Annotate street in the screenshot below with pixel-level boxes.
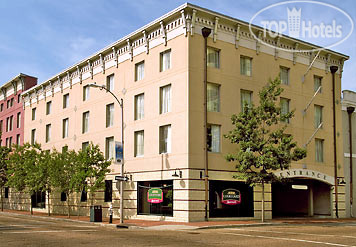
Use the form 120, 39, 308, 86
0, 214, 356, 246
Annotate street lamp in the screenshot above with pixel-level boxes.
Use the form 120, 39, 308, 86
88, 83, 125, 224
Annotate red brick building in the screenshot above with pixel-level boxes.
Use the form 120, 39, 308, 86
0, 74, 37, 146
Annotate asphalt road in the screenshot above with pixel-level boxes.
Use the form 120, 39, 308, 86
1, 214, 356, 246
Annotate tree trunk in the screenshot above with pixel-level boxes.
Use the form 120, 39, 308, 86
261, 180, 265, 223
67, 193, 70, 218
47, 191, 51, 216
1, 188, 3, 212
77, 192, 80, 219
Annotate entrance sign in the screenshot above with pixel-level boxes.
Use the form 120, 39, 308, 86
221, 189, 241, 205
148, 188, 163, 203
275, 169, 334, 185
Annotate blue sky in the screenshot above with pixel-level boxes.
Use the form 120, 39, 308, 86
0, 0, 355, 91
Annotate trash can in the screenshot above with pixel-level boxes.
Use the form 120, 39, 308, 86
90, 205, 102, 222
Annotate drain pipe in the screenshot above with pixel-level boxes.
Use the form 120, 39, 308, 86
347, 106, 355, 217
330, 65, 339, 218
202, 27, 211, 221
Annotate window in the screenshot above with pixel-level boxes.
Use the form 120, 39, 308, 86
7, 116, 13, 131
160, 84, 171, 114
159, 125, 171, 154
62, 118, 69, 138
31, 191, 45, 208
31, 129, 36, 145
46, 101, 52, 115
32, 108, 36, 120
160, 49, 171, 71
16, 112, 21, 128
315, 138, 324, 162
106, 74, 114, 91
63, 93, 69, 109
60, 192, 67, 202
134, 94, 144, 120
240, 56, 252, 76
62, 145, 68, 153
106, 103, 114, 127
104, 180, 112, 202
314, 76, 322, 93
105, 136, 114, 160
134, 130, 144, 157
4, 187, 9, 198
207, 83, 220, 112
18, 94, 21, 103
82, 111, 89, 134
314, 105, 323, 128
240, 90, 252, 112
0, 120, 2, 132
0, 103, 3, 112
135, 61, 144, 81
16, 134, 20, 145
280, 98, 290, 123
82, 142, 89, 150
280, 66, 290, 85
207, 124, 221, 153
83, 85, 90, 101
80, 185, 87, 202
207, 47, 220, 68
7, 98, 14, 109
46, 124, 51, 143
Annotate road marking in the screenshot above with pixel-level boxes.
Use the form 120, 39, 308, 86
4, 230, 97, 234
221, 232, 356, 247
229, 228, 356, 239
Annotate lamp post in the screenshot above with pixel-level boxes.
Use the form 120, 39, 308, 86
347, 106, 355, 217
88, 83, 125, 224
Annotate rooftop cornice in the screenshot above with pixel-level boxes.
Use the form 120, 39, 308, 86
0, 73, 29, 91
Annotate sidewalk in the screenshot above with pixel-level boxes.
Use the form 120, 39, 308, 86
1, 209, 356, 230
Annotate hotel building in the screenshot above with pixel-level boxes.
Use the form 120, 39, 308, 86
6, 3, 349, 222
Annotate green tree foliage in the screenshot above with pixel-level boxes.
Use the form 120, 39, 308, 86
0, 133, 10, 211
224, 77, 307, 221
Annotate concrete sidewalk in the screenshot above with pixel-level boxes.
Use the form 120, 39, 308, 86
1, 209, 356, 230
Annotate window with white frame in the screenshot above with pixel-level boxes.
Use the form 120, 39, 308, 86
315, 138, 324, 162
82, 111, 89, 134
207, 124, 221, 153
160, 49, 171, 72
46, 124, 51, 143
105, 136, 115, 160
280, 98, 290, 123
207, 83, 220, 112
159, 125, 171, 154
134, 93, 144, 120
46, 101, 52, 115
83, 85, 90, 101
106, 103, 114, 127
134, 130, 144, 157
63, 94, 69, 109
160, 84, 171, 114
280, 66, 290, 85
135, 61, 144, 81
240, 56, 252, 76
207, 47, 220, 68
17, 112, 21, 128
314, 76, 322, 93
314, 105, 323, 128
62, 118, 69, 138
106, 74, 114, 91
240, 90, 252, 112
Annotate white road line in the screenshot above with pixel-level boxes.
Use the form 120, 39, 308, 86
222, 232, 356, 247
229, 228, 356, 239
4, 230, 97, 234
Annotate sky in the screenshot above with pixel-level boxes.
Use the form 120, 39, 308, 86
0, 0, 355, 91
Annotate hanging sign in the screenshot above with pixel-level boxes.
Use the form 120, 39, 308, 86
221, 189, 241, 205
147, 188, 163, 203
115, 141, 123, 163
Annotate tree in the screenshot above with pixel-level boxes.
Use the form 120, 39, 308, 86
0, 133, 10, 211
224, 77, 307, 222
74, 143, 111, 217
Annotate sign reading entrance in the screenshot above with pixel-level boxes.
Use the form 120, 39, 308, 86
147, 188, 163, 204
221, 189, 241, 205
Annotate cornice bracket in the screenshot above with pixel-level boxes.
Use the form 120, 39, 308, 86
325, 53, 331, 74
142, 31, 149, 54
293, 43, 299, 65
235, 24, 240, 49
274, 37, 280, 60
11, 81, 17, 95
127, 39, 133, 61
191, 9, 197, 36
88, 60, 93, 79
67, 72, 72, 89
256, 31, 262, 55
58, 76, 63, 93
213, 17, 219, 42
160, 21, 167, 46
100, 54, 105, 74
77, 66, 82, 84
181, 10, 187, 36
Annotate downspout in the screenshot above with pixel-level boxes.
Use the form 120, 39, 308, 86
330, 65, 339, 218
202, 27, 211, 221
347, 106, 355, 217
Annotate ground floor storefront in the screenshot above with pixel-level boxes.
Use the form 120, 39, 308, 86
0, 168, 347, 222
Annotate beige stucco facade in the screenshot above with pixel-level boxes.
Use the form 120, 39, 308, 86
4, 3, 348, 222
